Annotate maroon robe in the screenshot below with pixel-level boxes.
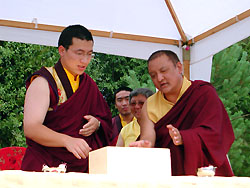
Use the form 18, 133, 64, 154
154, 80, 234, 176
110, 115, 122, 145
21, 61, 113, 172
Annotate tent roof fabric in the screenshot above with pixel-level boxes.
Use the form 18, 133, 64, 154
0, 0, 250, 81
1, 0, 249, 42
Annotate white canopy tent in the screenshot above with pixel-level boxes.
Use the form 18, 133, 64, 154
0, 0, 250, 81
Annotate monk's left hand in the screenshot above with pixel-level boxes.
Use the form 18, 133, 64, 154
79, 115, 100, 136
167, 124, 183, 145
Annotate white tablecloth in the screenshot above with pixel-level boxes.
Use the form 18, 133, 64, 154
0, 170, 249, 188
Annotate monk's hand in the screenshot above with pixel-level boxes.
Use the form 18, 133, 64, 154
79, 115, 100, 137
64, 136, 92, 159
167, 124, 183, 145
129, 140, 152, 148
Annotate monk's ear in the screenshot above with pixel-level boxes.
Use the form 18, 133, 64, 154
176, 62, 183, 74
58, 45, 66, 57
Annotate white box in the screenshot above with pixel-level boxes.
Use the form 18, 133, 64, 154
89, 146, 171, 177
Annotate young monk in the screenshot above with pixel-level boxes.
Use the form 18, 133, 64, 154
21, 25, 113, 172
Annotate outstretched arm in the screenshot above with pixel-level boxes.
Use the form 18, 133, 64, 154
129, 101, 155, 147
23, 76, 91, 159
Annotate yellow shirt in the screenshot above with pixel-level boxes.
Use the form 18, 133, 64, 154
31, 67, 79, 94
119, 114, 136, 128
120, 119, 140, 147
147, 77, 191, 123
31, 67, 80, 110
64, 68, 79, 93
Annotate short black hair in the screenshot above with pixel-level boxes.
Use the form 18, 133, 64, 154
129, 88, 154, 102
114, 86, 133, 100
58, 24, 93, 49
148, 50, 180, 67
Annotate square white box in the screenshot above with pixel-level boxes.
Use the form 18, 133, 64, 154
89, 146, 171, 177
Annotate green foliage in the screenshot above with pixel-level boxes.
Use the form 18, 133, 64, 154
0, 41, 59, 147
124, 70, 155, 92
85, 53, 155, 116
211, 39, 250, 176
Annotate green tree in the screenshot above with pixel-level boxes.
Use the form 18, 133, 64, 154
0, 41, 58, 147
211, 40, 250, 176
85, 53, 154, 116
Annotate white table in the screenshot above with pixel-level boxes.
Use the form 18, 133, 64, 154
0, 170, 249, 188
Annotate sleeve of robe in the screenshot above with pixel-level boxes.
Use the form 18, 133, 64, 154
179, 84, 234, 175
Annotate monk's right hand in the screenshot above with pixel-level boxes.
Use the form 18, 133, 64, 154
129, 140, 152, 148
64, 136, 92, 159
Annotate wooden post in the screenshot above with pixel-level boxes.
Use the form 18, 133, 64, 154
182, 48, 190, 80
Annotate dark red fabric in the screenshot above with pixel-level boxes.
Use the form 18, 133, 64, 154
154, 80, 234, 176
0, 147, 26, 170
110, 135, 118, 146
21, 64, 112, 173
110, 115, 122, 145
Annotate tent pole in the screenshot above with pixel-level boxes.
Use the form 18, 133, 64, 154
182, 48, 190, 80
164, 0, 186, 42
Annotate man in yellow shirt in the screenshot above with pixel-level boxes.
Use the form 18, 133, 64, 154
130, 50, 234, 176
111, 86, 135, 145
116, 88, 154, 147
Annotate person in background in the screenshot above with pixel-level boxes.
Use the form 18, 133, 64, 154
116, 88, 154, 147
110, 86, 135, 145
130, 50, 235, 177
21, 24, 113, 173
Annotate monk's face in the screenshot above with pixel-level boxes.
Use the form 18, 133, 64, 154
115, 90, 131, 116
130, 94, 147, 120
148, 54, 183, 97
59, 37, 93, 77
